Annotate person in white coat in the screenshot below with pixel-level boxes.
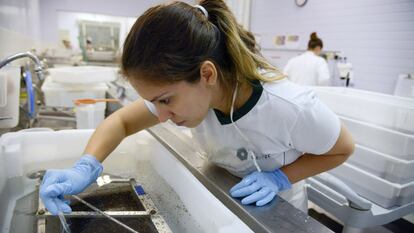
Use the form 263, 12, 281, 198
284, 32, 330, 86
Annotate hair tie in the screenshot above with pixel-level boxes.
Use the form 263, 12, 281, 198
194, 5, 208, 18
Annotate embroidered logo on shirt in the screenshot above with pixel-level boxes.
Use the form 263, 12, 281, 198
236, 148, 248, 161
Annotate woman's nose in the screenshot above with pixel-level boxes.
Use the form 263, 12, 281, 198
157, 107, 172, 123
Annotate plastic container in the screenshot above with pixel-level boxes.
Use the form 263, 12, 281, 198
0, 130, 253, 233
41, 76, 108, 107
0, 72, 7, 107
312, 87, 414, 133
394, 74, 414, 98
348, 145, 414, 184
329, 163, 414, 208
0, 66, 21, 128
341, 116, 414, 159
75, 102, 106, 129
48, 66, 118, 84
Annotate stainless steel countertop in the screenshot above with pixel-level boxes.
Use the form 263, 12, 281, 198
107, 93, 333, 233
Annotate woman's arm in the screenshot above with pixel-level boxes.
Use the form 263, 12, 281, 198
83, 99, 159, 162
281, 124, 355, 183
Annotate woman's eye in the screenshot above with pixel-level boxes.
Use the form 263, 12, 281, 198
159, 98, 170, 105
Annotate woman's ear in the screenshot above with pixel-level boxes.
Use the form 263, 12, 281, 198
200, 61, 218, 86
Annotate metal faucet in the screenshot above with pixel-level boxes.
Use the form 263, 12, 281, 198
0, 51, 44, 81
0, 52, 44, 128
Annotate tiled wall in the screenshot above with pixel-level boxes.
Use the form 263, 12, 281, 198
250, 0, 414, 94
0, 0, 43, 58
0, 0, 40, 40
38, 0, 196, 44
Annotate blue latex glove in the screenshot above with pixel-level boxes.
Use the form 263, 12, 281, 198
40, 155, 103, 215
230, 169, 292, 206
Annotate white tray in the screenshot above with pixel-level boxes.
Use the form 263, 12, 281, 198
48, 66, 118, 84
341, 116, 414, 159
348, 145, 414, 184
313, 87, 414, 133
329, 163, 414, 208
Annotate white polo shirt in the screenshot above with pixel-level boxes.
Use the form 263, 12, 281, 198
145, 79, 341, 178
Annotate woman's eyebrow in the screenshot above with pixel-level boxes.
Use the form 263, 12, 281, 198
150, 92, 170, 102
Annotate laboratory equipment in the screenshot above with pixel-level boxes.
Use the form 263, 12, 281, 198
70, 194, 140, 233
0, 52, 44, 128
74, 98, 118, 129
75, 101, 106, 129
56, 208, 71, 233
394, 73, 414, 98
336, 57, 353, 87
324, 54, 354, 87
38, 176, 168, 233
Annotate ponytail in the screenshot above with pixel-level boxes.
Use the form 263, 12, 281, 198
199, 0, 283, 86
122, 0, 283, 109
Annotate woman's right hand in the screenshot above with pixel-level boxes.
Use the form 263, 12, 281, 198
39, 155, 103, 215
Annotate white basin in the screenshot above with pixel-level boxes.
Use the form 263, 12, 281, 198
0, 129, 253, 233
341, 116, 414, 159
312, 86, 414, 133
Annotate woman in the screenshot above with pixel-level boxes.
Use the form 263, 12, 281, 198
284, 32, 331, 86
40, 1, 354, 215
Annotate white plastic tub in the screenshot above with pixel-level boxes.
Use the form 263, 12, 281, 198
48, 66, 118, 84
41, 77, 108, 108
75, 102, 106, 129
348, 145, 414, 184
341, 116, 414, 159
0, 66, 20, 128
0, 129, 253, 233
312, 87, 414, 133
329, 163, 414, 208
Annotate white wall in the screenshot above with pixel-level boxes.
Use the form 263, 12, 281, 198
38, 0, 195, 44
0, 0, 40, 40
0, 0, 44, 58
250, 0, 414, 94
57, 11, 136, 51
0, 0, 195, 58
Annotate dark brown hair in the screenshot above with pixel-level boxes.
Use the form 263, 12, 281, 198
308, 32, 323, 50
121, 0, 282, 104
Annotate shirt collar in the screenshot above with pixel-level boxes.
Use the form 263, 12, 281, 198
213, 80, 263, 125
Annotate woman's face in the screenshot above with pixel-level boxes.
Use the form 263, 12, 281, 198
130, 76, 214, 128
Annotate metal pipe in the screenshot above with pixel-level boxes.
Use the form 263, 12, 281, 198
0, 51, 44, 81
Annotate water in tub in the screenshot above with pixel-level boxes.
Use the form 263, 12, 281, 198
2, 139, 204, 233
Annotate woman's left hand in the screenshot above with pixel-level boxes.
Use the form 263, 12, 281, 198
229, 169, 292, 206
